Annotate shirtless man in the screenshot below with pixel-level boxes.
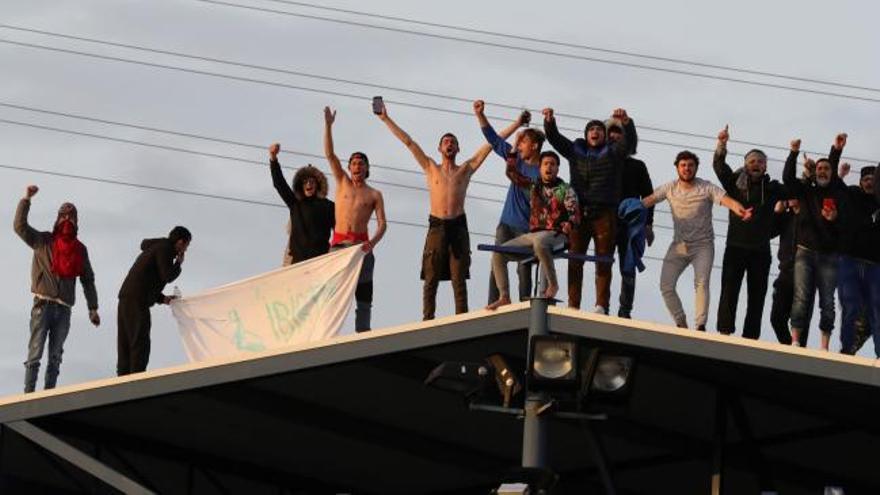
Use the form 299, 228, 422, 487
377, 101, 493, 320
324, 106, 387, 332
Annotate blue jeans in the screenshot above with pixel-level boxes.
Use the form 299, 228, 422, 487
790, 246, 838, 336
24, 299, 72, 393
838, 256, 880, 356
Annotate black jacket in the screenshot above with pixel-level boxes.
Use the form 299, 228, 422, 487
713, 148, 785, 251
544, 118, 634, 212
118, 238, 181, 306
782, 147, 849, 254
621, 156, 654, 225
271, 159, 335, 263
840, 184, 880, 263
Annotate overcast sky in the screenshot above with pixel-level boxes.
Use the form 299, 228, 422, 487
1, 0, 878, 396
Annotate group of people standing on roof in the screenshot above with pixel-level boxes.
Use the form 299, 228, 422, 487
14, 185, 191, 393
13, 98, 880, 393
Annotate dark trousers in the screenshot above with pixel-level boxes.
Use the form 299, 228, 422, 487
769, 264, 798, 345
717, 245, 771, 339
568, 208, 615, 310
615, 220, 636, 318
488, 222, 532, 303
117, 299, 151, 376
422, 215, 470, 320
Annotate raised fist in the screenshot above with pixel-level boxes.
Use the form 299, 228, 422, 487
612, 108, 629, 124
833, 132, 848, 150
25, 185, 39, 199
473, 100, 485, 115
269, 143, 280, 157
839, 162, 851, 178
790, 139, 801, 152
717, 125, 730, 145
542, 107, 554, 122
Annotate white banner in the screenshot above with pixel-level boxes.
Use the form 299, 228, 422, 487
171, 246, 366, 362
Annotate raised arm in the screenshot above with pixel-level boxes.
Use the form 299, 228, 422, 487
376, 105, 433, 170
782, 139, 804, 195
367, 190, 387, 251
828, 132, 846, 177
324, 106, 347, 182
268, 143, 297, 209
542, 108, 574, 160
504, 154, 534, 189
609, 108, 636, 158
478, 105, 528, 160
14, 185, 41, 248
712, 125, 736, 192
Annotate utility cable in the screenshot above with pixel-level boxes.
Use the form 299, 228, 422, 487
194, 0, 880, 104
4, 23, 875, 164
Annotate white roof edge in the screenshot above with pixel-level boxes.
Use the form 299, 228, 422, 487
548, 305, 880, 387
0, 303, 531, 423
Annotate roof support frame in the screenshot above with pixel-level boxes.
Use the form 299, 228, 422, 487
4, 420, 155, 494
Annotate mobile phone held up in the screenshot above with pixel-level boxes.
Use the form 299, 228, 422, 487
372, 96, 384, 115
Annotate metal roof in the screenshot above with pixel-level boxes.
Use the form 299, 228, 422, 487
1, 302, 878, 494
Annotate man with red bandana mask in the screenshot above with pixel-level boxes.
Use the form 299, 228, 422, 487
14, 185, 100, 393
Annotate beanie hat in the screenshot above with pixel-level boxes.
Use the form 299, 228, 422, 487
861, 166, 876, 179
743, 149, 767, 163
584, 120, 605, 133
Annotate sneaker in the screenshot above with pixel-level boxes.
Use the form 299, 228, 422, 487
696, 324, 706, 332
617, 310, 632, 319
593, 305, 608, 315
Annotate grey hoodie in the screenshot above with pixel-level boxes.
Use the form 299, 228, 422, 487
14, 198, 98, 309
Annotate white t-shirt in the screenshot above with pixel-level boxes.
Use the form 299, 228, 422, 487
652, 178, 726, 244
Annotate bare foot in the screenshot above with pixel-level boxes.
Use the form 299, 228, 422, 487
485, 296, 511, 311
543, 283, 558, 299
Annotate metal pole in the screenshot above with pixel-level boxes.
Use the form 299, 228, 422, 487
522, 290, 550, 469
711, 389, 727, 495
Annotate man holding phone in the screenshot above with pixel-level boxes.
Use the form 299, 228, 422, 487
377, 100, 493, 320
473, 100, 543, 303
782, 133, 849, 350
324, 106, 387, 332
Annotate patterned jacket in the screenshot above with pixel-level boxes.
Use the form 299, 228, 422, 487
506, 159, 581, 232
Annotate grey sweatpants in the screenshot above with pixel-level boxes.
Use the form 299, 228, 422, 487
492, 231, 564, 299
659, 240, 714, 328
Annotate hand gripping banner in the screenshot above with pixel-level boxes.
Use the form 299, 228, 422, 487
171, 246, 366, 362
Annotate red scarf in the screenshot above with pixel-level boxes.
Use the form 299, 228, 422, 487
51, 221, 84, 278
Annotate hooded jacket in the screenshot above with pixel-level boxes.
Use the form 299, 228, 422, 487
713, 147, 784, 251
118, 238, 181, 306
782, 147, 849, 254
839, 184, 880, 263
271, 160, 335, 263
14, 198, 98, 309
544, 118, 634, 212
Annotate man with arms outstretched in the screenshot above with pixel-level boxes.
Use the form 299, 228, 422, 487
378, 101, 493, 320
642, 151, 752, 330
324, 106, 387, 332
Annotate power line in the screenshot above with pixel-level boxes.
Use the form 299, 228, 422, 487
0, 117, 508, 204
0, 22, 875, 163
254, 0, 880, 95
0, 101, 509, 190
0, 109, 736, 230
194, 0, 880, 104
0, 161, 478, 237
0, 160, 725, 269
3, 24, 873, 164
0, 36, 870, 171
